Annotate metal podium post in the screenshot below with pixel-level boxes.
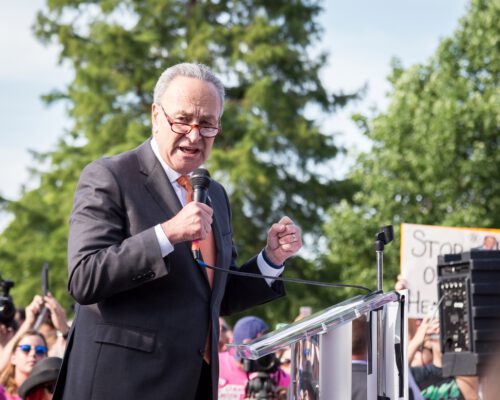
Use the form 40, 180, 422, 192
374, 226, 394, 400
319, 322, 352, 399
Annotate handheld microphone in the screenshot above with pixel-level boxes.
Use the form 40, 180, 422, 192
190, 169, 211, 261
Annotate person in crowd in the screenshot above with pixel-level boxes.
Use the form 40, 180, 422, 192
13, 310, 25, 330
481, 342, 500, 400
351, 315, 368, 400
35, 294, 70, 358
0, 331, 48, 400
291, 308, 318, 399
275, 306, 312, 382
18, 357, 62, 400
393, 274, 427, 400
0, 294, 68, 374
0, 285, 18, 356
401, 280, 480, 399
0, 297, 44, 373
218, 316, 289, 399
409, 316, 445, 388
54, 62, 302, 400
408, 316, 440, 369
219, 318, 233, 353
276, 348, 291, 376
476, 235, 498, 251
413, 328, 480, 400
0, 321, 18, 356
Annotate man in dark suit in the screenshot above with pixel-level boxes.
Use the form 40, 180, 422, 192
53, 63, 302, 400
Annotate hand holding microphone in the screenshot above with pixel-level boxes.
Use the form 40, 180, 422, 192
160, 169, 213, 248
189, 169, 212, 261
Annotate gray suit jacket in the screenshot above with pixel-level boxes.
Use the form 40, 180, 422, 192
54, 140, 285, 400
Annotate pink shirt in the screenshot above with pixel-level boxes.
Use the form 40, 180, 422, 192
218, 351, 290, 400
2, 387, 17, 400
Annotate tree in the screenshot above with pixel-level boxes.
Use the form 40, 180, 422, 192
0, 0, 356, 323
321, 0, 499, 297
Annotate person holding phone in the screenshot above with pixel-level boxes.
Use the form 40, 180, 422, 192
0, 294, 69, 375
36, 294, 70, 358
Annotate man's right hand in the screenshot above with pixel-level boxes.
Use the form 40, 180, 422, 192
160, 202, 213, 245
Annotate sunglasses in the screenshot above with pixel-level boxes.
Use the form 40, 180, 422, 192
18, 344, 48, 356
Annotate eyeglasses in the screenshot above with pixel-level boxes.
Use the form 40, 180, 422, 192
159, 105, 220, 138
18, 344, 48, 356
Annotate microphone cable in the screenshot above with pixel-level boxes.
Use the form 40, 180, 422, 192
196, 259, 373, 293
189, 168, 372, 293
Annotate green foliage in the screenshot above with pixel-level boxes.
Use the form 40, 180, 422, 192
323, 0, 500, 294
0, 0, 355, 323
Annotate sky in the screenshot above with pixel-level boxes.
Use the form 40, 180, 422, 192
0, 0, 469, 230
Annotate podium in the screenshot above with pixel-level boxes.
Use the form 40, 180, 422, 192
231, 290, 408, 399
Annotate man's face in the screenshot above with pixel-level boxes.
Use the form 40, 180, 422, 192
151, 76, 222, 174
484, 237, 497, 250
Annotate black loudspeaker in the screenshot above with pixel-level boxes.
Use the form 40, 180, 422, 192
437, 250, 500, 377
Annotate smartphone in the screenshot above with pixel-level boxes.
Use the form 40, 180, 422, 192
41, 262, 49, 296
426, 295, 445, 321
33, 262, 49, 330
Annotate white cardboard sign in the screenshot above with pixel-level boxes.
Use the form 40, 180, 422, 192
400, 223, 500, 318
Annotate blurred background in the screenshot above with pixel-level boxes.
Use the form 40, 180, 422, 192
1, 0, 497, 328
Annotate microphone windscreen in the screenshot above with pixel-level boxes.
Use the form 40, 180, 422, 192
190, 168, 211, 189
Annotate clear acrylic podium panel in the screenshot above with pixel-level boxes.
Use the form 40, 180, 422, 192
232, 290, 399, 360
230, 291, 402, 399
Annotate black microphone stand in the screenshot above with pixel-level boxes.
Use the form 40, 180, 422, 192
374, 225, 394, 400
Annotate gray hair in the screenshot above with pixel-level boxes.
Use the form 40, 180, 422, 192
153, 63, 225, 113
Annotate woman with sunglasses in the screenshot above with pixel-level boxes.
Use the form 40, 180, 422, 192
0, 331, 48, 400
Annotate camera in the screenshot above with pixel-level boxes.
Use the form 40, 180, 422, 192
243, 353, 280, 374
243, 354, 284, 399
0, 278, 15, 325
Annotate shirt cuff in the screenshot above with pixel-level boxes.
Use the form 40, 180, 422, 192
257, 251, 284, 286
154, 224, 174, 257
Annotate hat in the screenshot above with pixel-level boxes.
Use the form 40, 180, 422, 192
232, 316, 268, 345
19, 357, 62, 398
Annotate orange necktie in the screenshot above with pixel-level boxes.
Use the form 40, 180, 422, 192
176, 176, 216, 288
177, 175, 216, 364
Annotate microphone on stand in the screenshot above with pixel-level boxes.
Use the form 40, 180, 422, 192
190, 168, 211, 261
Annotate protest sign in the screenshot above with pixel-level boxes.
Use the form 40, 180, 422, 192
400, 223, 500, 318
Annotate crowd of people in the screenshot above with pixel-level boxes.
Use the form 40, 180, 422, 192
1, 298, 499, 400
392, 276, 480, 400
0, 293, 296, 400
218, 316, 290, 400
0, 293, 68, 400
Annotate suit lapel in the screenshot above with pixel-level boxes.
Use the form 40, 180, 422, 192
136, 140, 219, 288
207, 192, 225, 295
136, 141, 182, 220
